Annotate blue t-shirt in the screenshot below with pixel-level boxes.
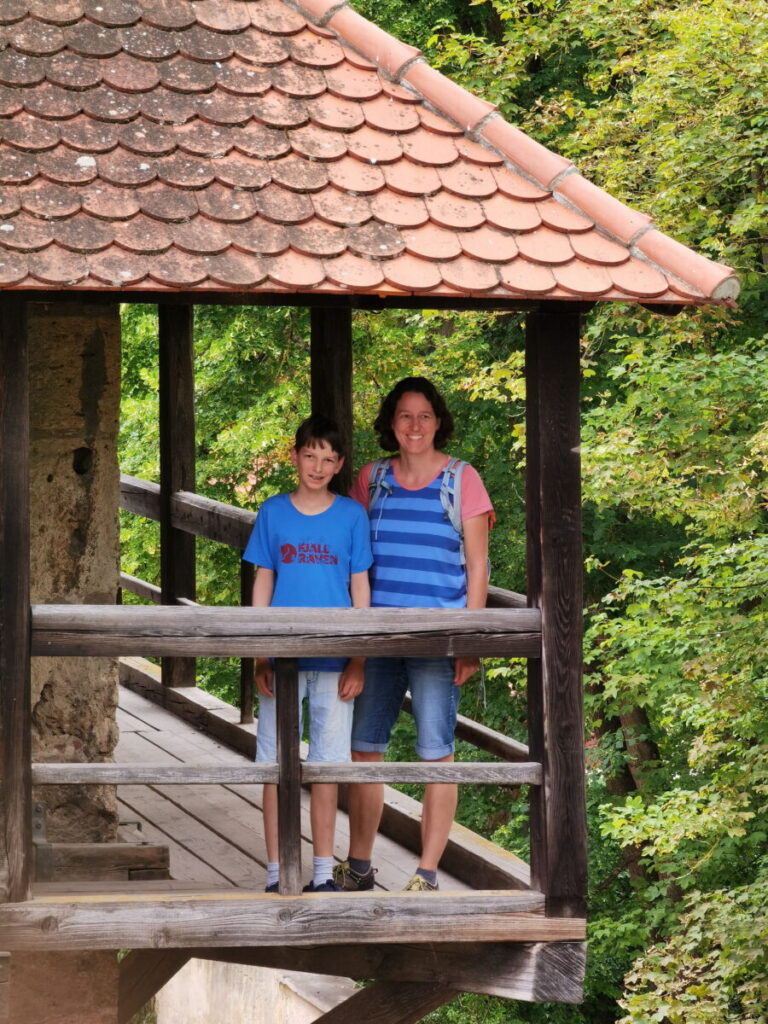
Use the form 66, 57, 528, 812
243, 492, 373, 671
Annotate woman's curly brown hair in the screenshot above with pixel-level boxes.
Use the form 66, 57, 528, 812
373, 377, 455, 452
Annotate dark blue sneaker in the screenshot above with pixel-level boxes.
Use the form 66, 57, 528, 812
265, 882, 279, 893
302, 879, 342, 892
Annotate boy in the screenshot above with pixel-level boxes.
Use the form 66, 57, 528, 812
243, 414, 372, 893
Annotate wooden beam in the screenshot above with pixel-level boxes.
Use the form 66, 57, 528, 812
119, 573, 161, 604
171, 488, 253, 548
31, 605, 542, 658
0, 952, 9, 1021
313, 980, 454, 1024
276, 658, 302, 894
525, 309, 588, 918
200, 940, 586, 1002
158, 304, 196, 688
33, 842, 169, 882
118, 949, 191, 1024
30, 762, 541, 786
0, 295, 32, 905
239, 559, 255, 724
310, 307, 353, 495
0, 890, 586, 951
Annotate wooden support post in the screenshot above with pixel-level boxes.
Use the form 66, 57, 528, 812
310, 307, 353, 494
239, 559, 254, 724
275, 657, 302, 894
0, 952, 8, 1021
314, 980, 454, 1024
525, 307, 588, 918
159, 304, 196, 688
0, 297, 31, 905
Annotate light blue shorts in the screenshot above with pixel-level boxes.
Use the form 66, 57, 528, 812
351, 657, 459, 761
256, 670, 353, 764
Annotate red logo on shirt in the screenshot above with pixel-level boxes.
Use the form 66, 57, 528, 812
280, 543, 297, 563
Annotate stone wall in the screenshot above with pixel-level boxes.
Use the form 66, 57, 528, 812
28, 301, 122, 842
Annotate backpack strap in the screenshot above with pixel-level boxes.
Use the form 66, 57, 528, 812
439, 456, 467, 564
368, 457, 393, 539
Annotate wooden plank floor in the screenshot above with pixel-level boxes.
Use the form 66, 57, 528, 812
116, 684, 472, 894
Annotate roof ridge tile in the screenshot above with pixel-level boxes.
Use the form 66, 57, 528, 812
635, 229, 739, 303
323, 5, 420, 80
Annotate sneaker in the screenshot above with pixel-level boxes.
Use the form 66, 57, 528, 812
332, 860, 377, 891
403, 874, 439, 892
303, 879, 342, 892
265, 882, 279, 893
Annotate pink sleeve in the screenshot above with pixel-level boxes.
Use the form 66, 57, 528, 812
350, 463, 373, 510
460, 463, 494, 523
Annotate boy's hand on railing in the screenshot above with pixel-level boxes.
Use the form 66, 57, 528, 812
454, 657, 480, 687
255, 657, 274, 698
338, 657, 365, 701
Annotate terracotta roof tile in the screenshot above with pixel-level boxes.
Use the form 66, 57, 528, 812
289, 220, 345, 257
53, 211, 113, 251
28, 244, 87, 283
0, 211, 54, 250
139, 180, 199, 221
113, 212, 172, 252
0, 0, 736, 302
229, 218, 289, 254
402, 223, 461, 261
87, 243, 147, 284
63, 116, 120, 153
1, 112, 59, 151
82, 182, 140, 219
0, 51, 46, 87
82, 0, 140, 28
384, 252, 441, 292
268, 249, 325, 287
370, 190, 428, 228
140, 0, 196, 32
461, 226, 518, 263
306, 94, 364, 131
313, 188, 372, 228
441, 255, 499, 293
324, 250, 384, 290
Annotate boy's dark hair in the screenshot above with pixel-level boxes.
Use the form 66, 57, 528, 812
294, 413, 345, 459
373, 377, 455, 452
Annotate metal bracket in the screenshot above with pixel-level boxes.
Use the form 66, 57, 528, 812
31, 802, 47, 845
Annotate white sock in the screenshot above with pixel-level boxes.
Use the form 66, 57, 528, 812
267, 862, 279, 887
313, 856, 334, 887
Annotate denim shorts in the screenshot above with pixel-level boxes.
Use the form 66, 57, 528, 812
351, 657, 459, 761
256, 670, 353, 764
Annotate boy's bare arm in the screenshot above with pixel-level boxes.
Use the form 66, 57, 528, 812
252, 567, 275, 697
338, 570, 370, 700
455, 513, 489, 687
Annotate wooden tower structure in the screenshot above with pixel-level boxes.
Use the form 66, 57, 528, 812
0, 0, 738, 1020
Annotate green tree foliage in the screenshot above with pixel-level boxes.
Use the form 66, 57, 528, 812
119, 1, 768, 1020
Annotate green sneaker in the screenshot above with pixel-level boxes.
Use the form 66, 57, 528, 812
403, 873, 439, 892
332, 860, 377, 891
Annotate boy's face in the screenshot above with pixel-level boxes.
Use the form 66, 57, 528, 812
290, 440, 344, 492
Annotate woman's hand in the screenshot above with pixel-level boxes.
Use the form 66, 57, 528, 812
255, 657, 274, 698
454, 657, 480, 687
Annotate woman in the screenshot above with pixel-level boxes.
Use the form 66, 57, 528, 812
334, 377, 493, 892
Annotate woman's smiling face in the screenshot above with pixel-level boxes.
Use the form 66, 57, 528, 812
392, 391, 440, 454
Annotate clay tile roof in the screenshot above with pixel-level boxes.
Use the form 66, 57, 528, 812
0, 0, 739, 303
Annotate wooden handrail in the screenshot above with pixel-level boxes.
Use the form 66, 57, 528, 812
32, 605, 541, 659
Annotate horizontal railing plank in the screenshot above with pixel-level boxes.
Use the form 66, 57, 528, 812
120, 573, 161, 604
120, 474, 160, 520
32, 762, 541, 787
32, 606, 541, 659
1, 890, 587, 951
172, 490, 253, 550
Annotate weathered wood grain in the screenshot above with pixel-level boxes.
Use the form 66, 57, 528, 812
0, 951, 9, 1021
276, 659, 302, 895
120, 573, 161, 604
526, 309, 588, 918
169, 489, 253, 549
33, 843, 169, 883
0, 296, 32, 905
31, 605, 542, 658
118, 949, 191, 1024
0, 890, 588, 951
239, 559, 255, 723
31, 762, 540, 786
311, 307, 353, 496
486, 585, 527, 608
201, 939, 587, 1003
159, 304, 196, 688
120, 474, 160, 519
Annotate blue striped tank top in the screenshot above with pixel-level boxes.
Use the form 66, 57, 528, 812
369, 463, 466, 608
